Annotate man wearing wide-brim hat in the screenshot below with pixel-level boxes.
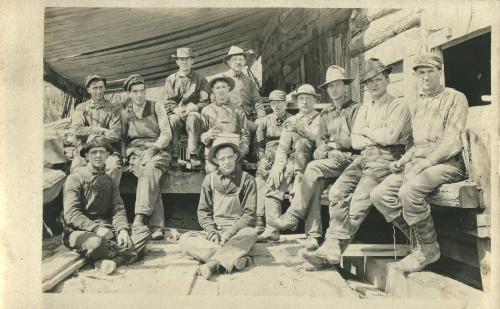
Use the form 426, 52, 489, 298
302, 58, 413, 270
252, 90, 293, 239
70, 73, 123, 187
269, 66, 360, 252
63, 140, 150, 275
178, 135, 258, 280
163, 47, 208, 168
371, 53, 468, 273
201, 74, 250, 173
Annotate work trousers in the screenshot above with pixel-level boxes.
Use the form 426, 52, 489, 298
325, 152, 395, 240
287, 152, 353, 238
246, 119, 259, 163
71, 154, 122, 188
371, 156, 465, 225
64, 224, 151, 262
169, 112, 204, 159
178, 227, 257, 272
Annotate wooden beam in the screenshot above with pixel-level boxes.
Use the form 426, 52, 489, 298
43, 61, 88, 100
42, 257, 87, 292
427, 181, 481, 209
42, 248, 81, 282
342, 244, 411, 257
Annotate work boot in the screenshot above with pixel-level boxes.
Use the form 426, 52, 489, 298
302, 239, 344, 268
257, 229, 280, 242
95, 255, 129, 275
395, 215, 441, 273
304, 237, 320, 251
268, 212, 300, 231
255, 215, 266, 234
289, 172, 303, 196
233, 256, 251, 271
151, 227, 165, 240
132, 213, 149, 227
197, 261, 218, 280
392, 215, 413, 243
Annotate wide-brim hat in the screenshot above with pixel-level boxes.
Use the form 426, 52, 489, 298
318, 65, 353, 89
123, 74, 145, 92
172, 47, 197, 58
291, 84, 321, 100
207, 133, 242, 166
362, 58, 393, 83
222, 45, 249, 62
80, 140, 114, 157
268, 90, 287, 102
85, 73, 106, 88
412, 52, 443, 71
205, 75, 236, 93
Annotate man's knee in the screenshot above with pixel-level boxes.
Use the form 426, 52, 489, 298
370, 184, 385, 207
237, 227, 258, 241
398, 182, 417, 207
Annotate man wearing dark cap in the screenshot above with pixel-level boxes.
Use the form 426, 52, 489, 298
71, 73, 122, 187
302, 59, 412, 269
178, 136, 257, 280
201, 75, 250, 172
269, 66, 359, 251
163, 48, 208, 168
63, 140, 151, 275
121, 74, 172, 240
371, 53, 468, 272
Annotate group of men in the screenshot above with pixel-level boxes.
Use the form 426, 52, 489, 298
62, 45, 468, 279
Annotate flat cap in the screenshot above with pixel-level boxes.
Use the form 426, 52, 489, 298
123, 74, 145, 92
413, 53, 443, 71
85, 73, 106, 88
268, 90, 287, 102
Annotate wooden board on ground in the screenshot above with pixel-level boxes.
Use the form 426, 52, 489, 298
342, 244, 411, 257
42, 247, 81, 282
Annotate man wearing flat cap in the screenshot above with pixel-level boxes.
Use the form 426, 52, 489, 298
71, 73, 122, 187
163, 47, 208, 168
371, 53, 468, 272
121, 74, 173, 240
302, 59, 412, 269
178, 135, 257, 280
63, 140, 151, 275
269, 66, 359, 251
253, 90, 292, 237
201, 75, 250, 173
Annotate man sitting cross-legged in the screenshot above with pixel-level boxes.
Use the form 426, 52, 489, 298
178, 135, 258, 280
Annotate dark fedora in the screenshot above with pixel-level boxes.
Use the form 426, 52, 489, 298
362, 58, 392, 83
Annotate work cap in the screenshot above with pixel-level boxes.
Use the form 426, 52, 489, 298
80, 139, 114, 157
268, 90, 287, 102
123, 74, 145, 92
85, 73, 106, 88
412, 53, 443, 71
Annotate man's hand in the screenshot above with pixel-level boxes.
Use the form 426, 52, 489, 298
220, 231, 233, 246
207, 231, 221, 244
117, 229, 132, 248
389, 160, 404, 174
93, 226, 114, 240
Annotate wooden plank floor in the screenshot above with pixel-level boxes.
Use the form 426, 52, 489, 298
50, 234, 359, 298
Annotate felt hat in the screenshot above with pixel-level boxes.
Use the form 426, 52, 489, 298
291, 84, 321, 100
222, 45, 249, 62
318, 65, 353, 89
172, 47, 197, 58
362, 58, 393, 83
412, 53, 443, 71
85, 73, 106, 88
123, 74, 145, 92
268, 90, 287, 102
205, 75, 236, 92
80, 140, 114, 157
207, 133, 242, 166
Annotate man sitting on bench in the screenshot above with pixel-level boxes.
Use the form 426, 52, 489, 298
62, 140, 150, 275
178, 135, 257, 280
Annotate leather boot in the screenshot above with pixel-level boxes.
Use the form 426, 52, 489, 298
302, 238, 345, 269
95, 255, 129, 275
234, 256, 251, 271
257, 229, 280, 242
268, 212, 300, 231
395, 215, 440, 273
197, 261, 219, 280
255, 215, 266, 234
133, 213, 149, 227
304, 237, 320, 251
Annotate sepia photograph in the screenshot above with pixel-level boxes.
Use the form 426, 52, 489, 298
1, 0, 498, 308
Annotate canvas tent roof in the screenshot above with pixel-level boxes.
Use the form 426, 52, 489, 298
44, 7, 278, 91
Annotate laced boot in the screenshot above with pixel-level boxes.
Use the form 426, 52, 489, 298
233, 256, 252, 271
268, 212, 300, 231
257, 229, 280, 242
304, 237, 320, 251
255, 215, 266, 234
197, 261, 219, 280
302, 238, 346, 269
395, 215, 440, 273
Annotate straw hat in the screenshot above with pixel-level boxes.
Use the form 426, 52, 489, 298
318, 65, 353, 89
222, 45, 249, 62
172, 47, 197, 58
291, 84, 321, 100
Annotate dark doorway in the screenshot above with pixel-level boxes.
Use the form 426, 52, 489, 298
443, 31, 491, 107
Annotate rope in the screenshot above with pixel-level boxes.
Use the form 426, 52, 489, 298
392, 225, 397, 260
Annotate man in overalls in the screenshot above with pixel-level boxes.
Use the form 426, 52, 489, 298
121, 74, 172, 240
262, 84, 322, 245
269, 66, 359, 251
222, 45, 267, 162
70, 73, 122, 187
178, 136, 258, 280
164, 47, 208, 168
303, 59, 412, 269
63, 140, 150, 275
253, 90, 292, 236
371, 53, 468, 272
201, 75, 249, 173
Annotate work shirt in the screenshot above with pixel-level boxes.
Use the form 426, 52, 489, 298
316, 100, 359, 152
351, 93, 412, 153
401, 86, 468, 164
72, 99, 122, 150
198, 169, 257, 236
255, 112, 292, 156
200, 99, 250, 148
63, 165, 129, 233
222, 69, 266, 119
121, 100, 172, 154
163, 70, 208, 115
273, 111, 320, 169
